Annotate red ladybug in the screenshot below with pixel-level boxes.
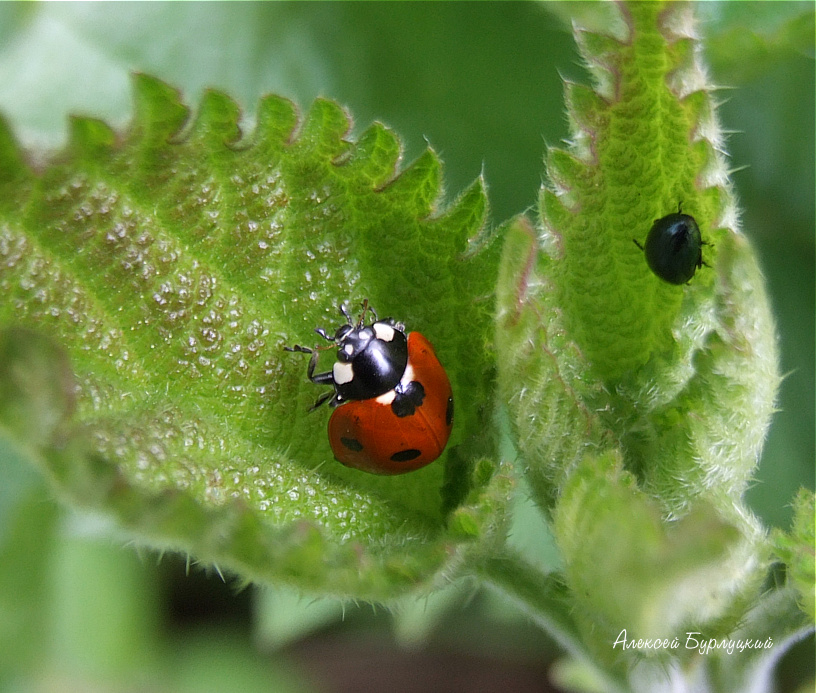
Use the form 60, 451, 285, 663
286, 301, 453, 474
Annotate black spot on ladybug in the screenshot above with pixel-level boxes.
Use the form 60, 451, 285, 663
446, 395, 454, 427
390, 449, 422, 463
391, 381, 425, 418
340, 437, 363, 452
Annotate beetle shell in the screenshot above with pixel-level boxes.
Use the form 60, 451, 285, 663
328, 332, 453, 474
642, 212, 703, 285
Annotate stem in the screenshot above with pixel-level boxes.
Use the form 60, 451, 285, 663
474, 549, 630, 693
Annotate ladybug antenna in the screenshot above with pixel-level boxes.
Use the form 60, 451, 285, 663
677, 201, 684, 214
356, 298, 375, 327
338, 303, 353, 324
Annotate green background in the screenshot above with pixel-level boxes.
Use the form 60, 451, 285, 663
0, 3, 812, 692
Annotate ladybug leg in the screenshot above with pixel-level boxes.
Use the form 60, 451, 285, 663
285, 344, 335, 386
304, 350, 335, 387
308, 389, 336, 411
306, 351, 343, 410
308, 370, 335, 386
289, 347, 337, 410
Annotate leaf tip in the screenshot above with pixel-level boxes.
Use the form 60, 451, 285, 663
188, 88, 243, 146
382, 147, 443, 218
129, 72, 191, 142
255, 93, 300, 150
67, 116, 117, 161
342, 121, 402, 188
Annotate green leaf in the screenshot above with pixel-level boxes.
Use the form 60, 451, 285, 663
772, 488, 816, 622
253, 585, 342, 651
0, 74, 506, 600
391, 580, 469, 648
0, 488, 58, 681
702, 3, 815, 83
477, 549, 628, 693
706, 585, 813, 693
553, 451, 765, 659
169, 631, 313, 693
0, 328, 76, 449
49, 519, 161, 680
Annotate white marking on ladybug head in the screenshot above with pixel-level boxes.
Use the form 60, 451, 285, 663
333, 361, 354, 385
376, 389, 396, 405
343, 343, 354, 357
373, 322, 395, 342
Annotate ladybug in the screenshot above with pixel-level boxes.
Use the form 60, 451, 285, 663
285, 301, 453, 475
634, 204, 704, 285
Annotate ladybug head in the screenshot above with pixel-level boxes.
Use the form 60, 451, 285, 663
315, 302, 368, 344
313, 317, 356, 346
333, 323, 354, 343
335, 325, 374, 363
313, 302, 407, 365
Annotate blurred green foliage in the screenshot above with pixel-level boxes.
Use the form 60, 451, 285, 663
0, 3, 812, 692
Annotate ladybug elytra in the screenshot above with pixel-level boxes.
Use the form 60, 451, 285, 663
634, 204, 705, 285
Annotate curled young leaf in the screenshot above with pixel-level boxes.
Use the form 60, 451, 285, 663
496, 0, 781, 657
497, 1, 779, 519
